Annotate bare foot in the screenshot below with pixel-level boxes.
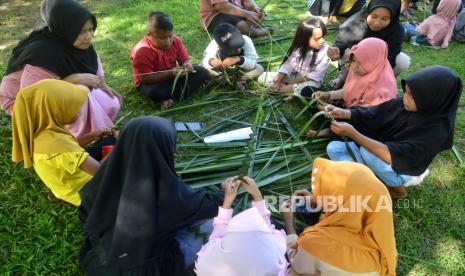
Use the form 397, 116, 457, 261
160, 99, 174, 111
284, 95, 295, 102
329, 16, 339, 25
254, 88, 266, 95
265, 25, 274, 35
254, 27, 271, 37
318, 16, 330, 25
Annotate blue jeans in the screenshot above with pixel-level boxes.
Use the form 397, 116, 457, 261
175, 219, 213, 268
403, 22, 417, 37
307, 0, 317, 9
326, 141, 412, 187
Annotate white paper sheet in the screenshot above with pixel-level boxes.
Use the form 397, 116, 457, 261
203, 127, 253, 143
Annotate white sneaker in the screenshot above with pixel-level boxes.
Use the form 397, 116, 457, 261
403, 169, 429, 187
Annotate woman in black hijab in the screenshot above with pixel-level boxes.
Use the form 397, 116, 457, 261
323, 66, 462, 199
327, 0, 410, 87
79, 116, 225, 275
1, 0, 121, 139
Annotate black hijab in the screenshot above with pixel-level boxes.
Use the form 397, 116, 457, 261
349, 66, 463, 175
79, 116, 223, 275
5, 0, 98, 78
333, 0, 403, 67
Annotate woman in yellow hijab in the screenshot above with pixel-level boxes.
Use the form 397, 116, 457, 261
282, 158, 397, 276
12, 79, 102, 206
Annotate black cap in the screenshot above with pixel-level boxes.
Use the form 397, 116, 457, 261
213, 23, 245, 56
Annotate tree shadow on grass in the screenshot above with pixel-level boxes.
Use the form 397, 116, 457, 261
394, 154, 465, 275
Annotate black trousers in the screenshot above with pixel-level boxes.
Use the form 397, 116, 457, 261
207, 13, 243, 33
310, 0, 343, 16
85, 135, 117, 162
139, 65, 208, 103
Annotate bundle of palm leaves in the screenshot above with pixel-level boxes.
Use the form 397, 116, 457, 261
173, 92, 329, 212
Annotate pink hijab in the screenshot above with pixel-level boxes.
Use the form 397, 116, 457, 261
416, 0, 462, 48
343, 37, 397, 108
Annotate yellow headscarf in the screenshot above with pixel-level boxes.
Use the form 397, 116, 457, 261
297, 158, 397, 276
12, 79, 89, 168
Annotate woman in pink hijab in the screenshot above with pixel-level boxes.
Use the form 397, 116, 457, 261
309, 37, 397, 137
416, 0, 462, 48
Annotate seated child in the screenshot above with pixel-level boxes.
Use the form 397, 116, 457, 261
131, 11, 208, 110
414, 0, 462, 48
199, 0, 270, 37
327, 0, 410, 88
310, 37, 397, 137
281, 157, 397, 276
202, 23, 264, 90
79, 116, 226, 275
325, 66, 462, 198
11, 80, 108, 206
258, 17, 330, 100
195, 176, 288, 275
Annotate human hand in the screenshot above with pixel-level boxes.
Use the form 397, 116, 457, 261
101, 81, 123, 103
321, 104, 351, 120
273, 74, 285, 85
183, 63, 194, 73
252, 5, 262, 13
312, 91, 330, 102
171, 67, 187, 77
327, 47, 341, 61
239, 176, 263, 201
280, 200, 296, 234
280, 199, 294, 222
246, 11, 261, 24
292, 189, 313, 211
94, 128, 114, 140
330, 121, 356, 137
293, 189, 311, 197
268, 83, 281, 92
210, 58, 223, 69
222, 57, 241, 68
78, 73, 102, 88
222, 176, 241, 209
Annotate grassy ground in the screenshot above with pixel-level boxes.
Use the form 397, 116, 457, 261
0, 0, 464, 274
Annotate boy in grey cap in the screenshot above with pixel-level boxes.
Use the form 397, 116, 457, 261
202, 23, 264, 90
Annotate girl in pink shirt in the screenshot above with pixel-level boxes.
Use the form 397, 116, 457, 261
259, 17, 330, 100
195, 176, 288, 276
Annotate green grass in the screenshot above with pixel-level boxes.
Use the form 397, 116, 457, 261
1, 0, 464, 274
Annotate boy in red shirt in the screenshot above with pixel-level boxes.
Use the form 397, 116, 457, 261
131, 11, 208, 110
